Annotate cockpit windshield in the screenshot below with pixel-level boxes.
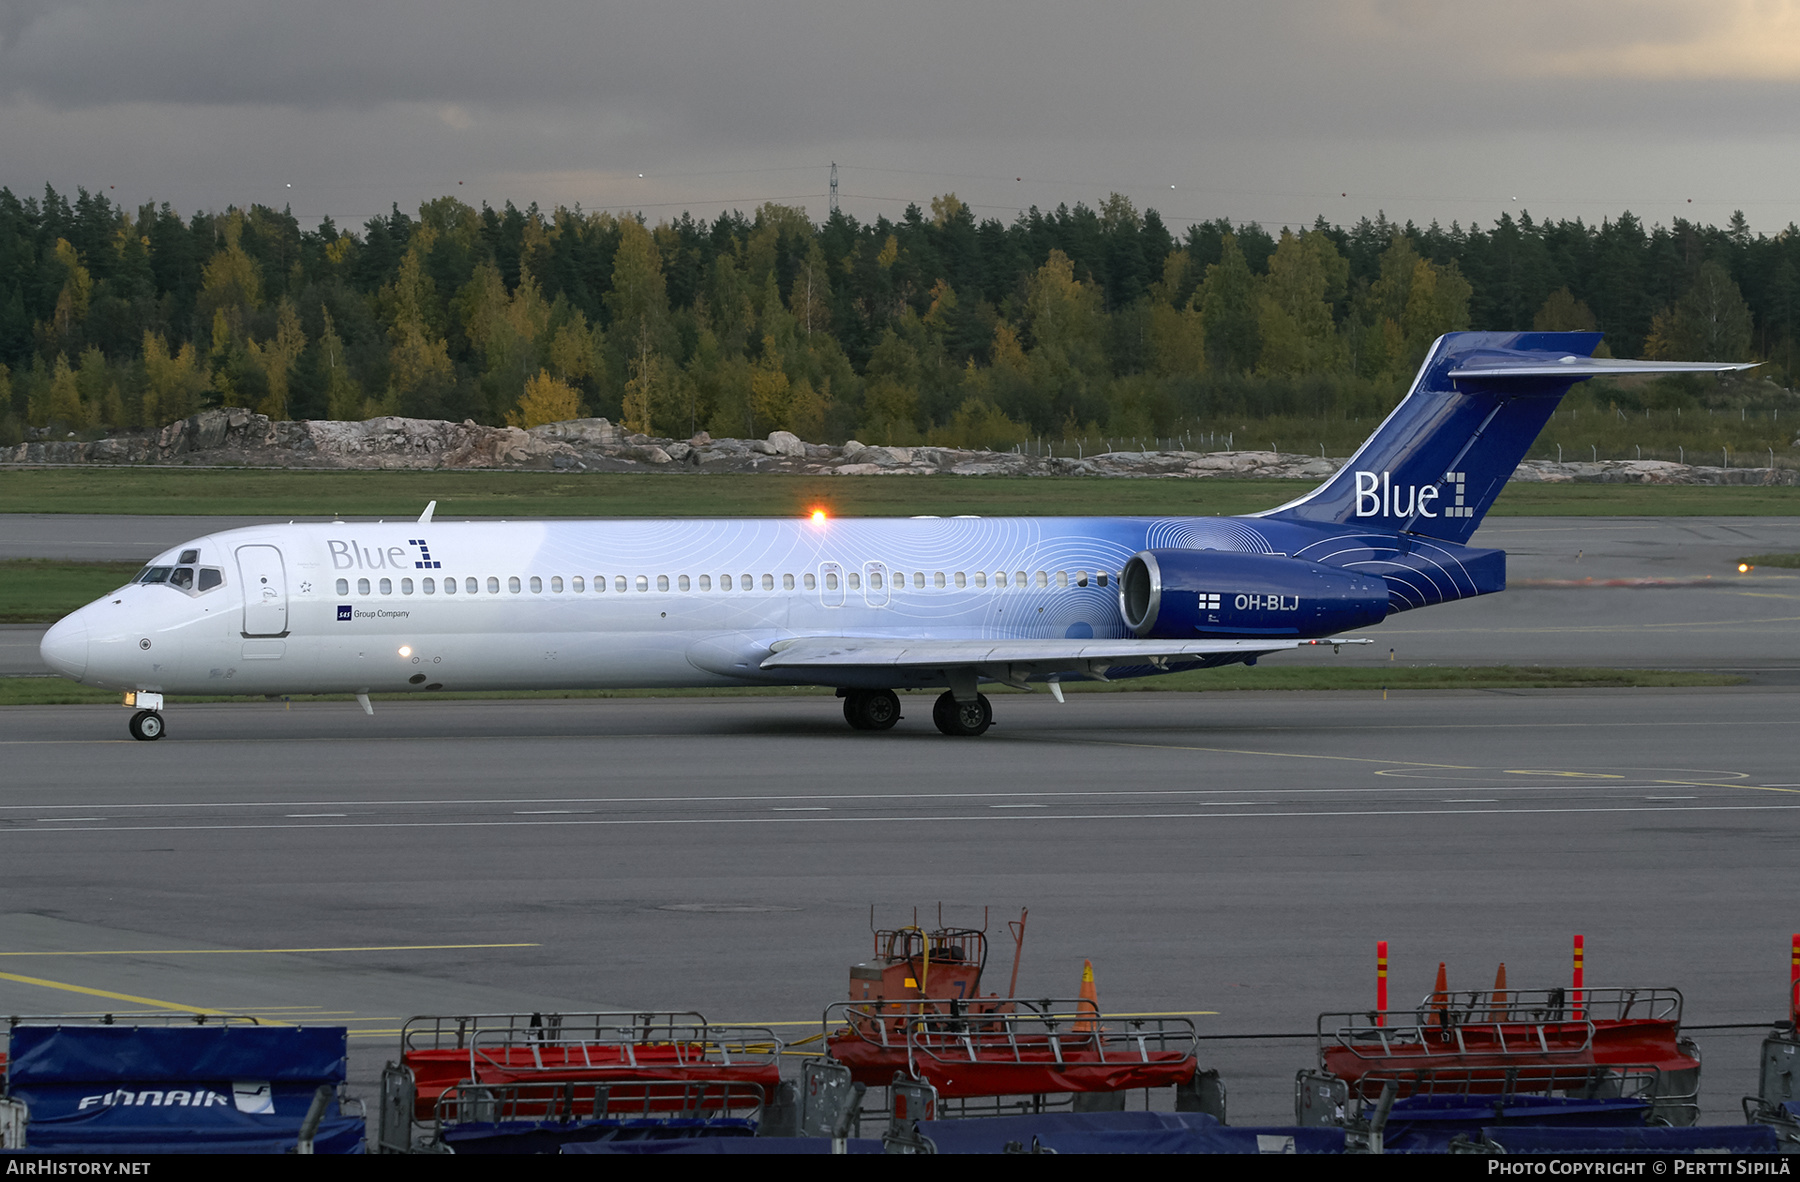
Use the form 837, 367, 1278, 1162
134, 563, 223, 594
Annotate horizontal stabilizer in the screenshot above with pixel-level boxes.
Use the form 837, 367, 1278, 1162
761, 634, 1367, 670
1450, 357, 1759, 380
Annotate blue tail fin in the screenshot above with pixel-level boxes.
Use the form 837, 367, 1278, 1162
1259, 331, 1752, 543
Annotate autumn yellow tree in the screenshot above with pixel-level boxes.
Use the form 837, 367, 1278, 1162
385, 227, 454, 416
315, 308, 364, 420
507, 369, 583, 428
50, 239, 91, 348
141, 332, 209, 426
246, 299, 306, 420
1257, 230, 1347, 376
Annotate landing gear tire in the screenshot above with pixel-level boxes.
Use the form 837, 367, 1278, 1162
932, 691, 992, 737
128, 710, 165, 742
843, 689, 902, 731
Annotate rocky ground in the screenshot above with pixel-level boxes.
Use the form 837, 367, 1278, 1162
3, 408, 1795, 486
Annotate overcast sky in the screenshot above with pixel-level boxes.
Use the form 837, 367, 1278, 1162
4, 1, 1799, 235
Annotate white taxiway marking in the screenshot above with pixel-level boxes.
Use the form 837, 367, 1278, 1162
35, 817, 103, 823
9, 802, 1800, 834
771, 807, 828, 812
285, 813, 346, 818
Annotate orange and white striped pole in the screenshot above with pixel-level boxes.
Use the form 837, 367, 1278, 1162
1572, 934, 1585, 1020
1376, 941, 1388, 1026
1790, 934, 1799, 1029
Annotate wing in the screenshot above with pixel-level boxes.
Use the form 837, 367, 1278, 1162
760, 634, 1367, 682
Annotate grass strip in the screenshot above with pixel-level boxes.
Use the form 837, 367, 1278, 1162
0, 666, 1744, 708
0, 560, 143, 622
1740, 553, 1800, 569
1, 469, 1796, 518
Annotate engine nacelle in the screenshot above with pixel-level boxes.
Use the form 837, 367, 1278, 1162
1118, 549, 1390, 639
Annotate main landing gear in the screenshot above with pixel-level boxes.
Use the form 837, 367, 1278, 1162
932, 691, 992, 737
128, 710, 165, 741
843, 688, 902, 731
840, 688, 994, 736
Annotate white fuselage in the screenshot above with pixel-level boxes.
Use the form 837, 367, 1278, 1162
45, 514, 1274, 697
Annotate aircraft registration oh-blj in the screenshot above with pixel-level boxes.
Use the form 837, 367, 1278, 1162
39, 332, 1751, 740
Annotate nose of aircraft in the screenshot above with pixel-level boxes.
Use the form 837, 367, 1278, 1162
40, 613, 90, 680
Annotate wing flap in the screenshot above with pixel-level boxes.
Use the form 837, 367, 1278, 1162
760, 635, 1362, 670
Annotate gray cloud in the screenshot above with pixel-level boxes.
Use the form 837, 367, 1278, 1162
1, 2, 1797, 232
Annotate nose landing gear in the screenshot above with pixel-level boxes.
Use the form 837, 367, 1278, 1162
933, 691, 992, 737
128, 710, 165, 741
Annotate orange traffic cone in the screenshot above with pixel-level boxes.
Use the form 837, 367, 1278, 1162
1487, 963, 1509, 1022
1074, 959, 1100, 1033
1429, 962, 1449, 1025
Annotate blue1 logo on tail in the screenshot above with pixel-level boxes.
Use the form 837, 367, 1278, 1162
1352, 471, 1470, 520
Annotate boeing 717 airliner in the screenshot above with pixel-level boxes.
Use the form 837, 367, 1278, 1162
38, 332, 1750, 740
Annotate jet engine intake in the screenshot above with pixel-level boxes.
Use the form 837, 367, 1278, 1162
1119, 549, 1389, 640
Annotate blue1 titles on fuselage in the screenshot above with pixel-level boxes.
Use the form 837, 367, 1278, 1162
39, 332, 1752, 740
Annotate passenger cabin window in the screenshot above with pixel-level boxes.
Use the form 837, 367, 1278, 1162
936, 572, 947, 588
782, 573, 794, 591
616, 576, 628, 593
1075, 571, 1088, 587
848, 572, 861, 589
721, 574, 733, 590
741, 573, 753, 590
636, 576, 649, 592
530, 576, 542, 593
572, 577, 584, 592
443, 578, 456, 595
466, 578, 478, 594
357, 578, 371, 594
335, 578, 349, 595
401, 578, 414, 594
423, 578, 435, 594
699, 574, 712, 591
1034, 571, 1047, 588
761, 574, 773, 591
487, 577, 499, 594
869, 572, 884, 590
550, 577, 562, 593
657, 575, 670, 592
679, 575, 691, 591
1097, 572, 1108, 587
823, 572, 837, 590
508, 576, 521, 593
803, 573, 815, 590
380, 577, 393, 594
1056, 571, 1068, 588
973, 572, 986, 588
